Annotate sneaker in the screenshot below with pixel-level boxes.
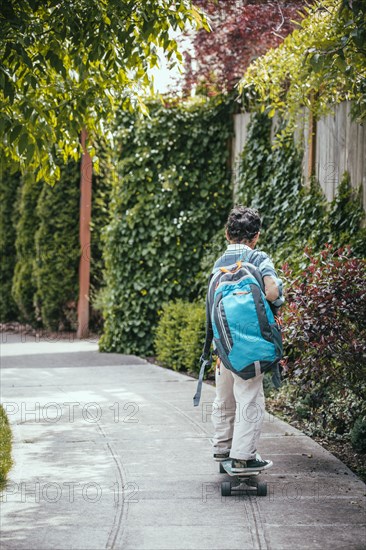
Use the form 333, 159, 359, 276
213, 451, 230, 462
231, 453, 273, 473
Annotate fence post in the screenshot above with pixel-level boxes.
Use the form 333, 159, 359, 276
307, 108, 317, 182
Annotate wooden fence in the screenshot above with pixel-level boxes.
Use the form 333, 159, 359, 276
232, 102, 366, 211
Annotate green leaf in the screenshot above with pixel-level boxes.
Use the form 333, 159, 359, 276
10, 124, 22, 143
26, 143, 35, 163
18, 133, 28, 155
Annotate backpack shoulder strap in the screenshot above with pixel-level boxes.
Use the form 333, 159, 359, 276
193, 270, 221, 407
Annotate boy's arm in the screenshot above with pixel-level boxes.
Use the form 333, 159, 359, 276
257, 254, 285, 308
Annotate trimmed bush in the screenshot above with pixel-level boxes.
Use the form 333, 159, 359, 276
350, 418, 366, 453
0, 405, 12, 485
0, 169, 21, 322
12, 174, 41, 324
155, 300, 188, 371
155, 300, 206, 374
34, 162, 80, 330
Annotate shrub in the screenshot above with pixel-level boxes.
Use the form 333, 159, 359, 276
282, 246, 366, 392
0, 405, 12, 485
155, 300, 188, 371
350, 418, 366, 453
0, 169, 21, 322
12, 174, 41, 324
180, 302, 206, 373
34, 162, 80, 330
279, 246, 366, 436
155, 300, 206, 374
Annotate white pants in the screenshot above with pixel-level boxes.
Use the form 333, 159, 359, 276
212, 360, 265, 460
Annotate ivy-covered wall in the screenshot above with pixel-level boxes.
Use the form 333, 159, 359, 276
237, 112, 366, 269
89, 141, 113, 330
99, 98, 233, 355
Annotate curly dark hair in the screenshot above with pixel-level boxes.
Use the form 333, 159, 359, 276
225, 205, 261, 243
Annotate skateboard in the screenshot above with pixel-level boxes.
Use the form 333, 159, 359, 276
219, 459, 267, 497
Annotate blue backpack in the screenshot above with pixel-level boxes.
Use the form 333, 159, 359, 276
193, 258, 283, 406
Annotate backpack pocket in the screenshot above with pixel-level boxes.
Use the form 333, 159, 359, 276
270, 321, 283, 359
214, 300, 233, 355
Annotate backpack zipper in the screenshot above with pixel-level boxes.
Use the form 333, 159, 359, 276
216, 273, 257, 293
217, 302, 232, 353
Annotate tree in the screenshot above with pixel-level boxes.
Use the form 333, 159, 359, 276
182, 0, 304, 95
239, 0, 366, 140
0, 0, 206, 184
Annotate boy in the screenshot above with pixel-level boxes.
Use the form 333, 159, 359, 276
210, 205, 284, 473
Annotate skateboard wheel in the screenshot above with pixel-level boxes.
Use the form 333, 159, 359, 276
221, 481, 232, 497
257, 482, 267, 497
219, 462, 226, 474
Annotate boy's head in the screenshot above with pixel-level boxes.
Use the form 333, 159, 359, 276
225, 205, 261, 245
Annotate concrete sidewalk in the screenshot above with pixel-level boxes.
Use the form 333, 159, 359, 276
0, 332, 365, 550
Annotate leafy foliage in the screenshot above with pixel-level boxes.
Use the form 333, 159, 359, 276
182, 0, 302, 95
154, 299, 206, 373
99, 98, 233, 355
0, 0, 206, 183
195, 227, 227, 299
240, 0, 366, 140
0, 168, 21, 321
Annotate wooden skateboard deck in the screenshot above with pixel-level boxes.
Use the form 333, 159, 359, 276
220, 459, 260, 477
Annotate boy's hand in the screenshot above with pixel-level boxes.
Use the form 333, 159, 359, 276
263, 275, 280, 302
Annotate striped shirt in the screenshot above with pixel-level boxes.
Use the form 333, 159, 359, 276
212, 243, 284, 308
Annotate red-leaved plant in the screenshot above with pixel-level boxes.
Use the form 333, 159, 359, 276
281, 245, 366, 397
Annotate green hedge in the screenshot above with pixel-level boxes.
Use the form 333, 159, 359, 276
154, 300, 206, 374
12, 174, 41, 324
100, 98, 233, 355
0, 169, 21, 322
8, 143, 112, 331
34, 162, 80, 331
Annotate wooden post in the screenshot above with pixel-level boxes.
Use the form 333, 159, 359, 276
76, 129, 92, 339
307, 103, 317, 183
